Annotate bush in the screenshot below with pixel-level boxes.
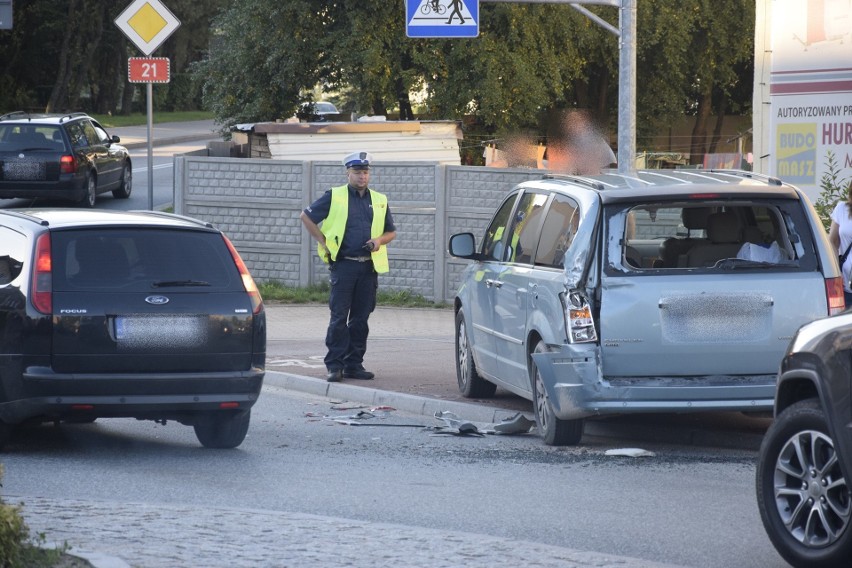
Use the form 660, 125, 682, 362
814, 150, 851, 232
0, 464, 30, 567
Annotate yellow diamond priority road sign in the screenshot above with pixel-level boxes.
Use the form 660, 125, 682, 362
115, 0, 180, 56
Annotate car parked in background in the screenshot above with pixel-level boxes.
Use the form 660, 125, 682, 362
297, 101, 341, 122
0, 209, 265, 449
448, 169, 843, 446
0, 111, 132, 207
756, 312, 852, 567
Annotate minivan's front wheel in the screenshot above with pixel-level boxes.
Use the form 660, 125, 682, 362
531, 340, 584, 446
194, 410, 251, 449
756, 398, 852, 567
455, 309, 496, 398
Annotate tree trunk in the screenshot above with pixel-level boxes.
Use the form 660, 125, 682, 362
689, 88, 713, 165
708, 95, 727, 154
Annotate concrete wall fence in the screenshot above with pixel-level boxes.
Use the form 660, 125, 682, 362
174, 155, 547, 303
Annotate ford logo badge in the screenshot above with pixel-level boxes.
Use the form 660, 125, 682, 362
145, 295, 170, 305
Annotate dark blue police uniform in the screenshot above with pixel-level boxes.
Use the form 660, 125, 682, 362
303, 185, 396, 376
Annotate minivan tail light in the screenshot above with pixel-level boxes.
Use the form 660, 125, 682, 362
562, 291, 597, 343
60, 155, 76, 174
32, 233, 52, 314
224, 236, 263, 314
826, 277, 845, 315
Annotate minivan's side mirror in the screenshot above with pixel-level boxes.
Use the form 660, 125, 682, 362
448, 232, 482, 260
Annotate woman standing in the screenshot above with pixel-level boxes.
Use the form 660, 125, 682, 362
828, 181, 852, 307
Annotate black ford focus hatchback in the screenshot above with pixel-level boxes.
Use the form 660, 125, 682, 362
0, 209, 266, 449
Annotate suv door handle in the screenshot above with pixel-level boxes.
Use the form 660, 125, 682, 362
485, 279, 502, 288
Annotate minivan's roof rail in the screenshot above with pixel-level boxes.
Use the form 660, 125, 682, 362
132, 210, 215, 229
541, 174, 606, 191
709, 169, 784, 186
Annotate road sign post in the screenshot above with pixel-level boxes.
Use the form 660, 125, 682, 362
115, 0, 180, 210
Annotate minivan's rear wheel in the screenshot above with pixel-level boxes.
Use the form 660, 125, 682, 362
112, 162, 132, 198
455, 309, 496, 398
756, 398, 852, 567
79, 173, 97, 208
194, 410, 251, 449
531, 340, 584, 446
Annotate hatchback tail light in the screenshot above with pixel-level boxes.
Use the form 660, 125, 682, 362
32, 233, 52, 314
60, 155, 76, 174
223, 236, 263, 314
826, 277, 845, 315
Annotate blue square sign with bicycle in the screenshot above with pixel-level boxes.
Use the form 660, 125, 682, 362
406, 0, 479, 38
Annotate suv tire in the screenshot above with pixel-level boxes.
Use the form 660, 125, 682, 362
193, 410, 251, 449
455, 309, 496, 398
79, 173, 97, 208
531, 340, 584, 446
756, 398, 852, 567
112, 162, 132, 199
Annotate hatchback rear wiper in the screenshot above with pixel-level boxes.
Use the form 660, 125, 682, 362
152, 280, 211, 287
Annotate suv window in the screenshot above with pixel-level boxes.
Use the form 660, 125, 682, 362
52, 229, 240, 292
507, 191, 548, 264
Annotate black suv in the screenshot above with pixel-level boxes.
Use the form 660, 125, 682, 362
756, 311, 852, 567
0, 209, 266, 449
0, 112, 132, 207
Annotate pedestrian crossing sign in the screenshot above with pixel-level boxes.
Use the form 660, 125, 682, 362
406, 0, 479, 38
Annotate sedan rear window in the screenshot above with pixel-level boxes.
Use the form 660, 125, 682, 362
52, 229, 240, 291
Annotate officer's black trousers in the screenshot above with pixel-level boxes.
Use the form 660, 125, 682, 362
324, 259, 378, 372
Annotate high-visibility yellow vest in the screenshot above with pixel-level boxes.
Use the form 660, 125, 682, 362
319, 185, 390, 273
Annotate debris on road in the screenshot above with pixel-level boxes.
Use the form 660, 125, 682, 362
604, 448, 656, 458
429, 411, 536, 437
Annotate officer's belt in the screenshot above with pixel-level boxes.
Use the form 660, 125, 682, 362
342, 256, 372, 262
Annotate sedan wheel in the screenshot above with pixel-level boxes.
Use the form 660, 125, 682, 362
193, 410, 251, 449
455, 309, 496, 398
531, 340, 583, 446
112, 162, 132, 198
79, 173, 97, 208
757, 398, 852, 567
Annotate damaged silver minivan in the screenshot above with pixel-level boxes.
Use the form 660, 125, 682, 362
448, 170, 844, 445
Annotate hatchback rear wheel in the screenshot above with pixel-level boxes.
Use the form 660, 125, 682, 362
531, 340, 584, 446
756, 398, 852, 567
193, 410, 251, 449
455, 309, 496, 398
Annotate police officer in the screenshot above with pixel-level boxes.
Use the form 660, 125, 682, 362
300, 151, 397, 382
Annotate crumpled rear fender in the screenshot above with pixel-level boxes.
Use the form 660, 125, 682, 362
531, 343, 601, 420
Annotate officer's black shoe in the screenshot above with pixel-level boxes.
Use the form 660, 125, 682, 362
327, 369, 343, 382
343, 369, 375, 380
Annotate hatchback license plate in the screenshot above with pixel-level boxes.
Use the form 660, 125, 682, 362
115, 315, 207, 350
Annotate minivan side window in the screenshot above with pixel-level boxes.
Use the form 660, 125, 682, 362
481, 195, 517, 261
534, 194, 580, 269
506, 192, 548, 264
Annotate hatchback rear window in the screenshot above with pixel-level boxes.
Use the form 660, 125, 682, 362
52, 229, 240, 292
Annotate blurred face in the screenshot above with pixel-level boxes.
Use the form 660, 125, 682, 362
347, 167, 370, 190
